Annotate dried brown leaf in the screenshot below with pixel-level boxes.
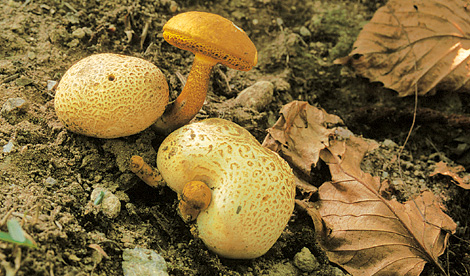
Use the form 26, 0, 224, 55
430, 161, 470, 189
338, 0, 470, 96
317, 137, 457, 275
267, 102, 457, 275
262, 101, 343, 175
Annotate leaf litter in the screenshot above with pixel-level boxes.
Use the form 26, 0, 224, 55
337, 0, 470, 96
430, 161, 470, 189
264, 101, 457, 275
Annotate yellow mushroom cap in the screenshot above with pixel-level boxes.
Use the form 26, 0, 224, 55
163, 11, 258, 71
54, 53, 169, 138
157, 118, 295, 259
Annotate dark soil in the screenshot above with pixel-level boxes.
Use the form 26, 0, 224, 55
1, 0, 469, 275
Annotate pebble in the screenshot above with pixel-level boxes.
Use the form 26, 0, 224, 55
1, 98, 28, 115
90, 188, 121, 219
293, 247, 320, 272
15, 77, 34, 86
268, 262, 298, 276
47, 80, 57, 91
234, 81, 274, 111
2, 140, 14, 153
299, 26, 311, 37
65, 13, 79, 24
72, 28, 86, 39
383, 139, 398, 148
45, 177, 58, 186
122, 248, 168, 276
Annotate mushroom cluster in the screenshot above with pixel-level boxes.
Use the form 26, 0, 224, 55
156, 118, 295, 259
54, 11, 257, 138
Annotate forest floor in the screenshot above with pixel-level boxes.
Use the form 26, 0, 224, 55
1, 0, 470, 275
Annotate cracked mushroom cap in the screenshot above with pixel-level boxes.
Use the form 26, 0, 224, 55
163, 11, 258, 71
54, 53, 169, 138
156, 118, 295, 259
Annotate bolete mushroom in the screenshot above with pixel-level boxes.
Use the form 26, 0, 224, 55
54, 53, 169, 138
156, 118, 295, 259
153, 11, 258, 133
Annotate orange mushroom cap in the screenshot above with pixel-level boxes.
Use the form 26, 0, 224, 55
163, 11, 258, 71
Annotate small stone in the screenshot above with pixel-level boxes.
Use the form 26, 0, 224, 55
91, 188, 121, 219
2, 140, 14, 153
299, 26, 311, 37
65, 13, 79, 24
82, 27, 93, 37
45, 177, 58, 186
27, 52, 36, 60
67, 39, 80, 48
72, 28, 86, 39
15, 77, 33, 86
293, 247, 320, 272
168, 1, 178, 13
234, 81, 274, 111
268, 262, 298, 276
1, 98, 28, 114
383, 139, 398, 148
122, 248, 168, 276
47, 80, 57, 91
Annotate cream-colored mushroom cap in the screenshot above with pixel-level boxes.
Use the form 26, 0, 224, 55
54, 53, 169, 138
157, 118, 295, 259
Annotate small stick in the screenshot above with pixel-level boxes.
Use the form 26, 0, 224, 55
140, 18, 152, 50
130, 155, 165, 188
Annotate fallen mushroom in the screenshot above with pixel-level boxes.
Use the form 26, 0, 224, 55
156, 118, 295, 259
153, 11, 258, 134
54, 53, 169, 138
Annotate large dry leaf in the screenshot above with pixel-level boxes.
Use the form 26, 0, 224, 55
338, 0, 470, 96
315, 137, 457, 275
266, 102, 457, 275
262, 101, 343, 175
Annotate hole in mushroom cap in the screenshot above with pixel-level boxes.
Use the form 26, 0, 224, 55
108, 74, 115, 81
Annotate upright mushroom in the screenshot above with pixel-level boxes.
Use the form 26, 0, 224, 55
153, 11, 258, 133
156, 118, 295, 259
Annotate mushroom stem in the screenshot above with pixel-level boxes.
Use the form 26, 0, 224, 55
129, 155, 166, 188
178, 180, 212, 222
153, 54, 217, 134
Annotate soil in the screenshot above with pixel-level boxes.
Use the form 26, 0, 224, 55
1, 0, 469, 275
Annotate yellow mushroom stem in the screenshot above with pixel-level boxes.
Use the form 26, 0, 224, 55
153, 54, 216, 134
129, 155, 165, 188
178, 180, 212, 222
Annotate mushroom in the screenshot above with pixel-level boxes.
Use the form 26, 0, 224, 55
54, 53, 169, 138
179, 180, 212, 222
153, 11, 258, 134
156, 118, 295, 259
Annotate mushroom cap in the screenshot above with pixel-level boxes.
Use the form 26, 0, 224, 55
163, 11, 258, 71
54, 53, 169, 138
157, 118, 295, 259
